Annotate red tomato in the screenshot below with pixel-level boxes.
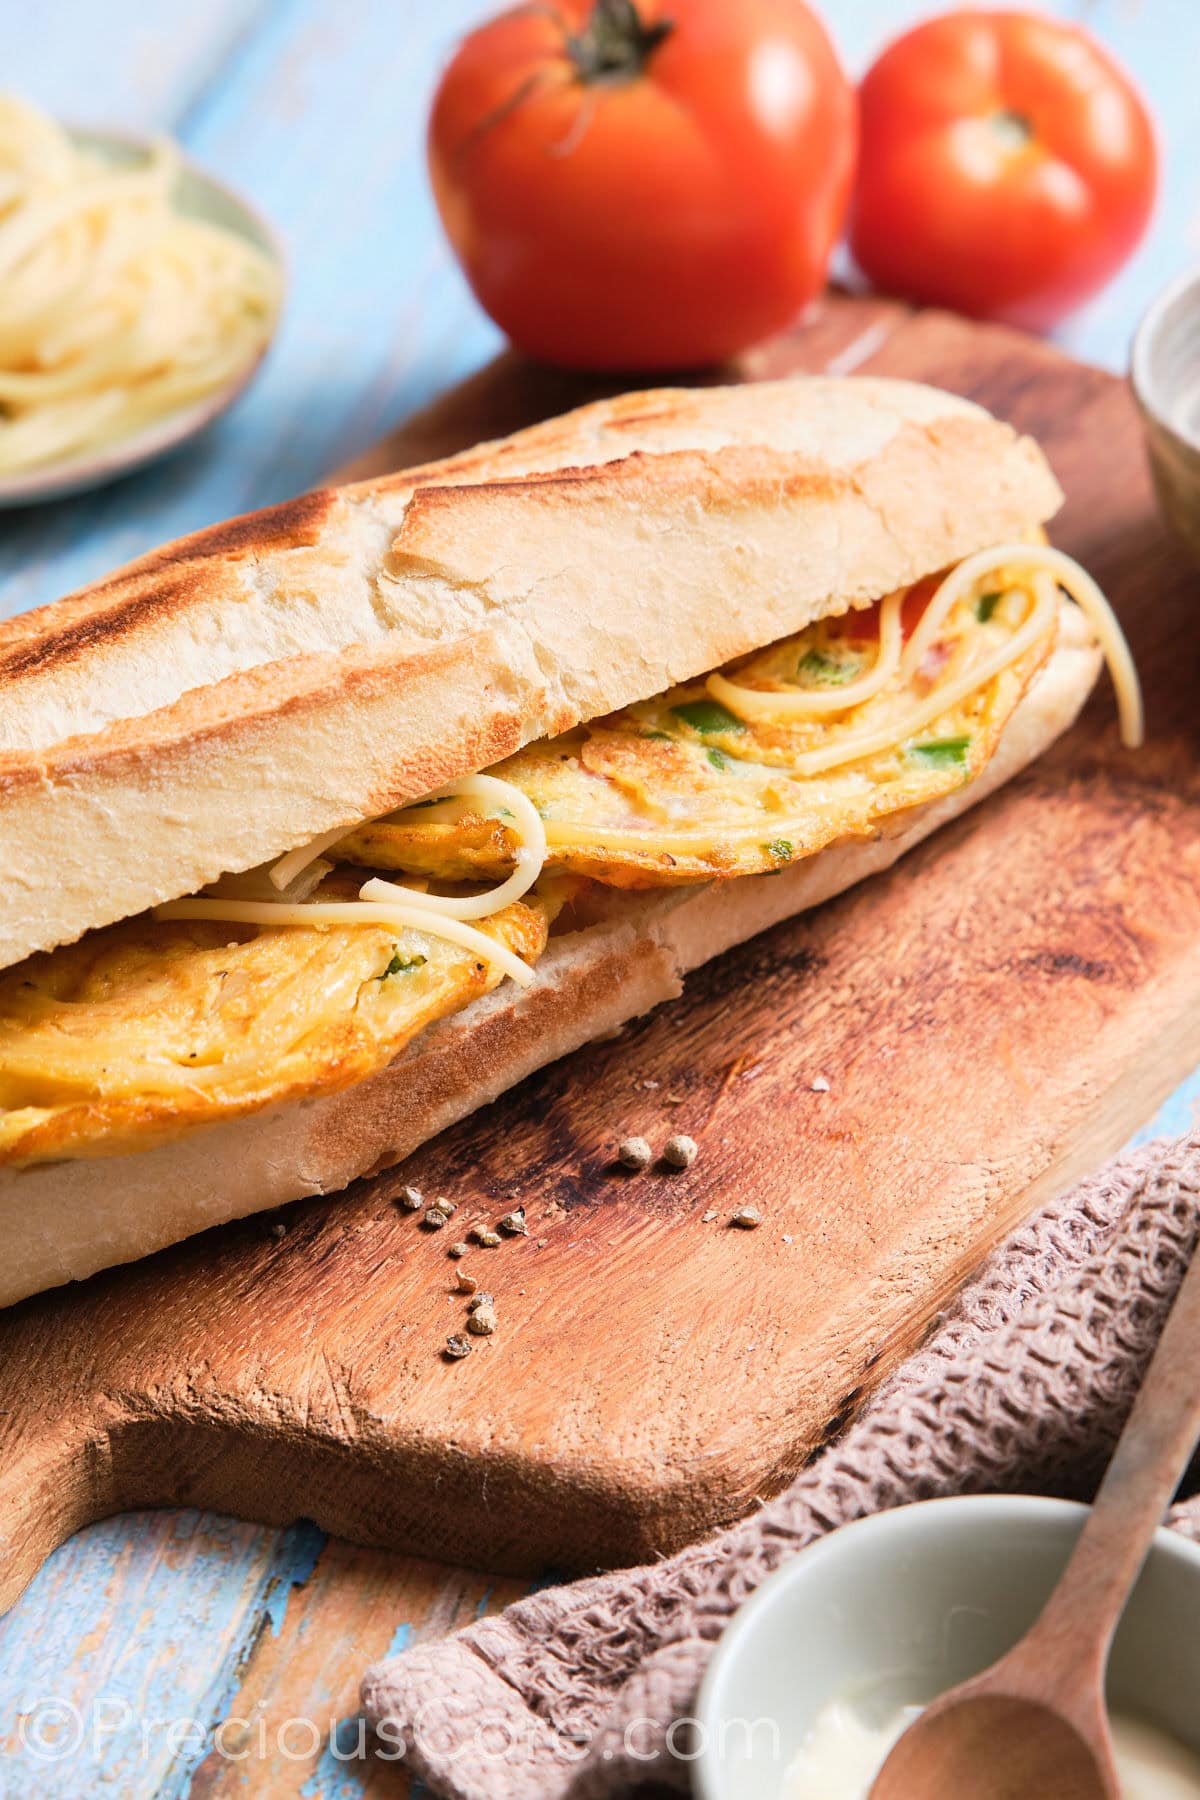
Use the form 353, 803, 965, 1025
428, 0, 857, 370
829, 572, 939, 642
849, 10, 1157, 330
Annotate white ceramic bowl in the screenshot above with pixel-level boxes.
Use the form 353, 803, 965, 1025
0, 128, 283, 508
693, 1494, 1200, 1800
1132, 265, 1200, 565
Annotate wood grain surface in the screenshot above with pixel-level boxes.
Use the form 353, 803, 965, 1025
3, 8, 1198, 1795
2, 294, 1197, 1622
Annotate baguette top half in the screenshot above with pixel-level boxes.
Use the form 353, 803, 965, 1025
0, 377, 1062, 972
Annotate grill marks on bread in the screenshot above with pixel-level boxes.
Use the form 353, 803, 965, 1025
0, 489, 336, 675
0, 379, 1064, 971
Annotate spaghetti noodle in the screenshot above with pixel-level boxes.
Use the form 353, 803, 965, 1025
0, 93, 280, 473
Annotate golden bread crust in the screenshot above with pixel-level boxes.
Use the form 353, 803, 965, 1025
0, 378, 1062, 971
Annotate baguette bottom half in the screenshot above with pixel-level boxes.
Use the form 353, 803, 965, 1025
0, 623, 1102, 1308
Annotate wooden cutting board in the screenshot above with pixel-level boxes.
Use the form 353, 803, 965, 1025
3, 295, 1199, 1613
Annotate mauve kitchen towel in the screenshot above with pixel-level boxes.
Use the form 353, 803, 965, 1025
362, 1130, 1200, 1798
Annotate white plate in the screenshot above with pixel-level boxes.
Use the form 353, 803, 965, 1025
0, 127, 284, 509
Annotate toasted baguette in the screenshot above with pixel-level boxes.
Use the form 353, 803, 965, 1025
0, 378, 1061, 973
0, 616, 1100, 1307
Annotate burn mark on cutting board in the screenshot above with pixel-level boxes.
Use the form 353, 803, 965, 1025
1023, 949, 1114, 983
685, 930, 824, 1007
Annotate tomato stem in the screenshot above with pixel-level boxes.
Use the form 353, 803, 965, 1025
992, 109, 1034, 148
567, 0, 673, 83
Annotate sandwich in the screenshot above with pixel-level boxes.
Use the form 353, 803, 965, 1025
0, 376, 1140, 1308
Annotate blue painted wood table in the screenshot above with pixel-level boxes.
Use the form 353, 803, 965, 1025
0, 3, 1198, 1793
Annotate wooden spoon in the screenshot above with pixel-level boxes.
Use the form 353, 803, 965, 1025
869, 1244, 1200, 1800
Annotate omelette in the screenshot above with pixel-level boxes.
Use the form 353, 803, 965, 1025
0, 883, 549, 1163
0, 555, 1063, 1164
337, 566, 1054, 888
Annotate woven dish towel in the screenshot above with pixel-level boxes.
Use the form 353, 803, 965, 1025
362, 1130, 1200, 1799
